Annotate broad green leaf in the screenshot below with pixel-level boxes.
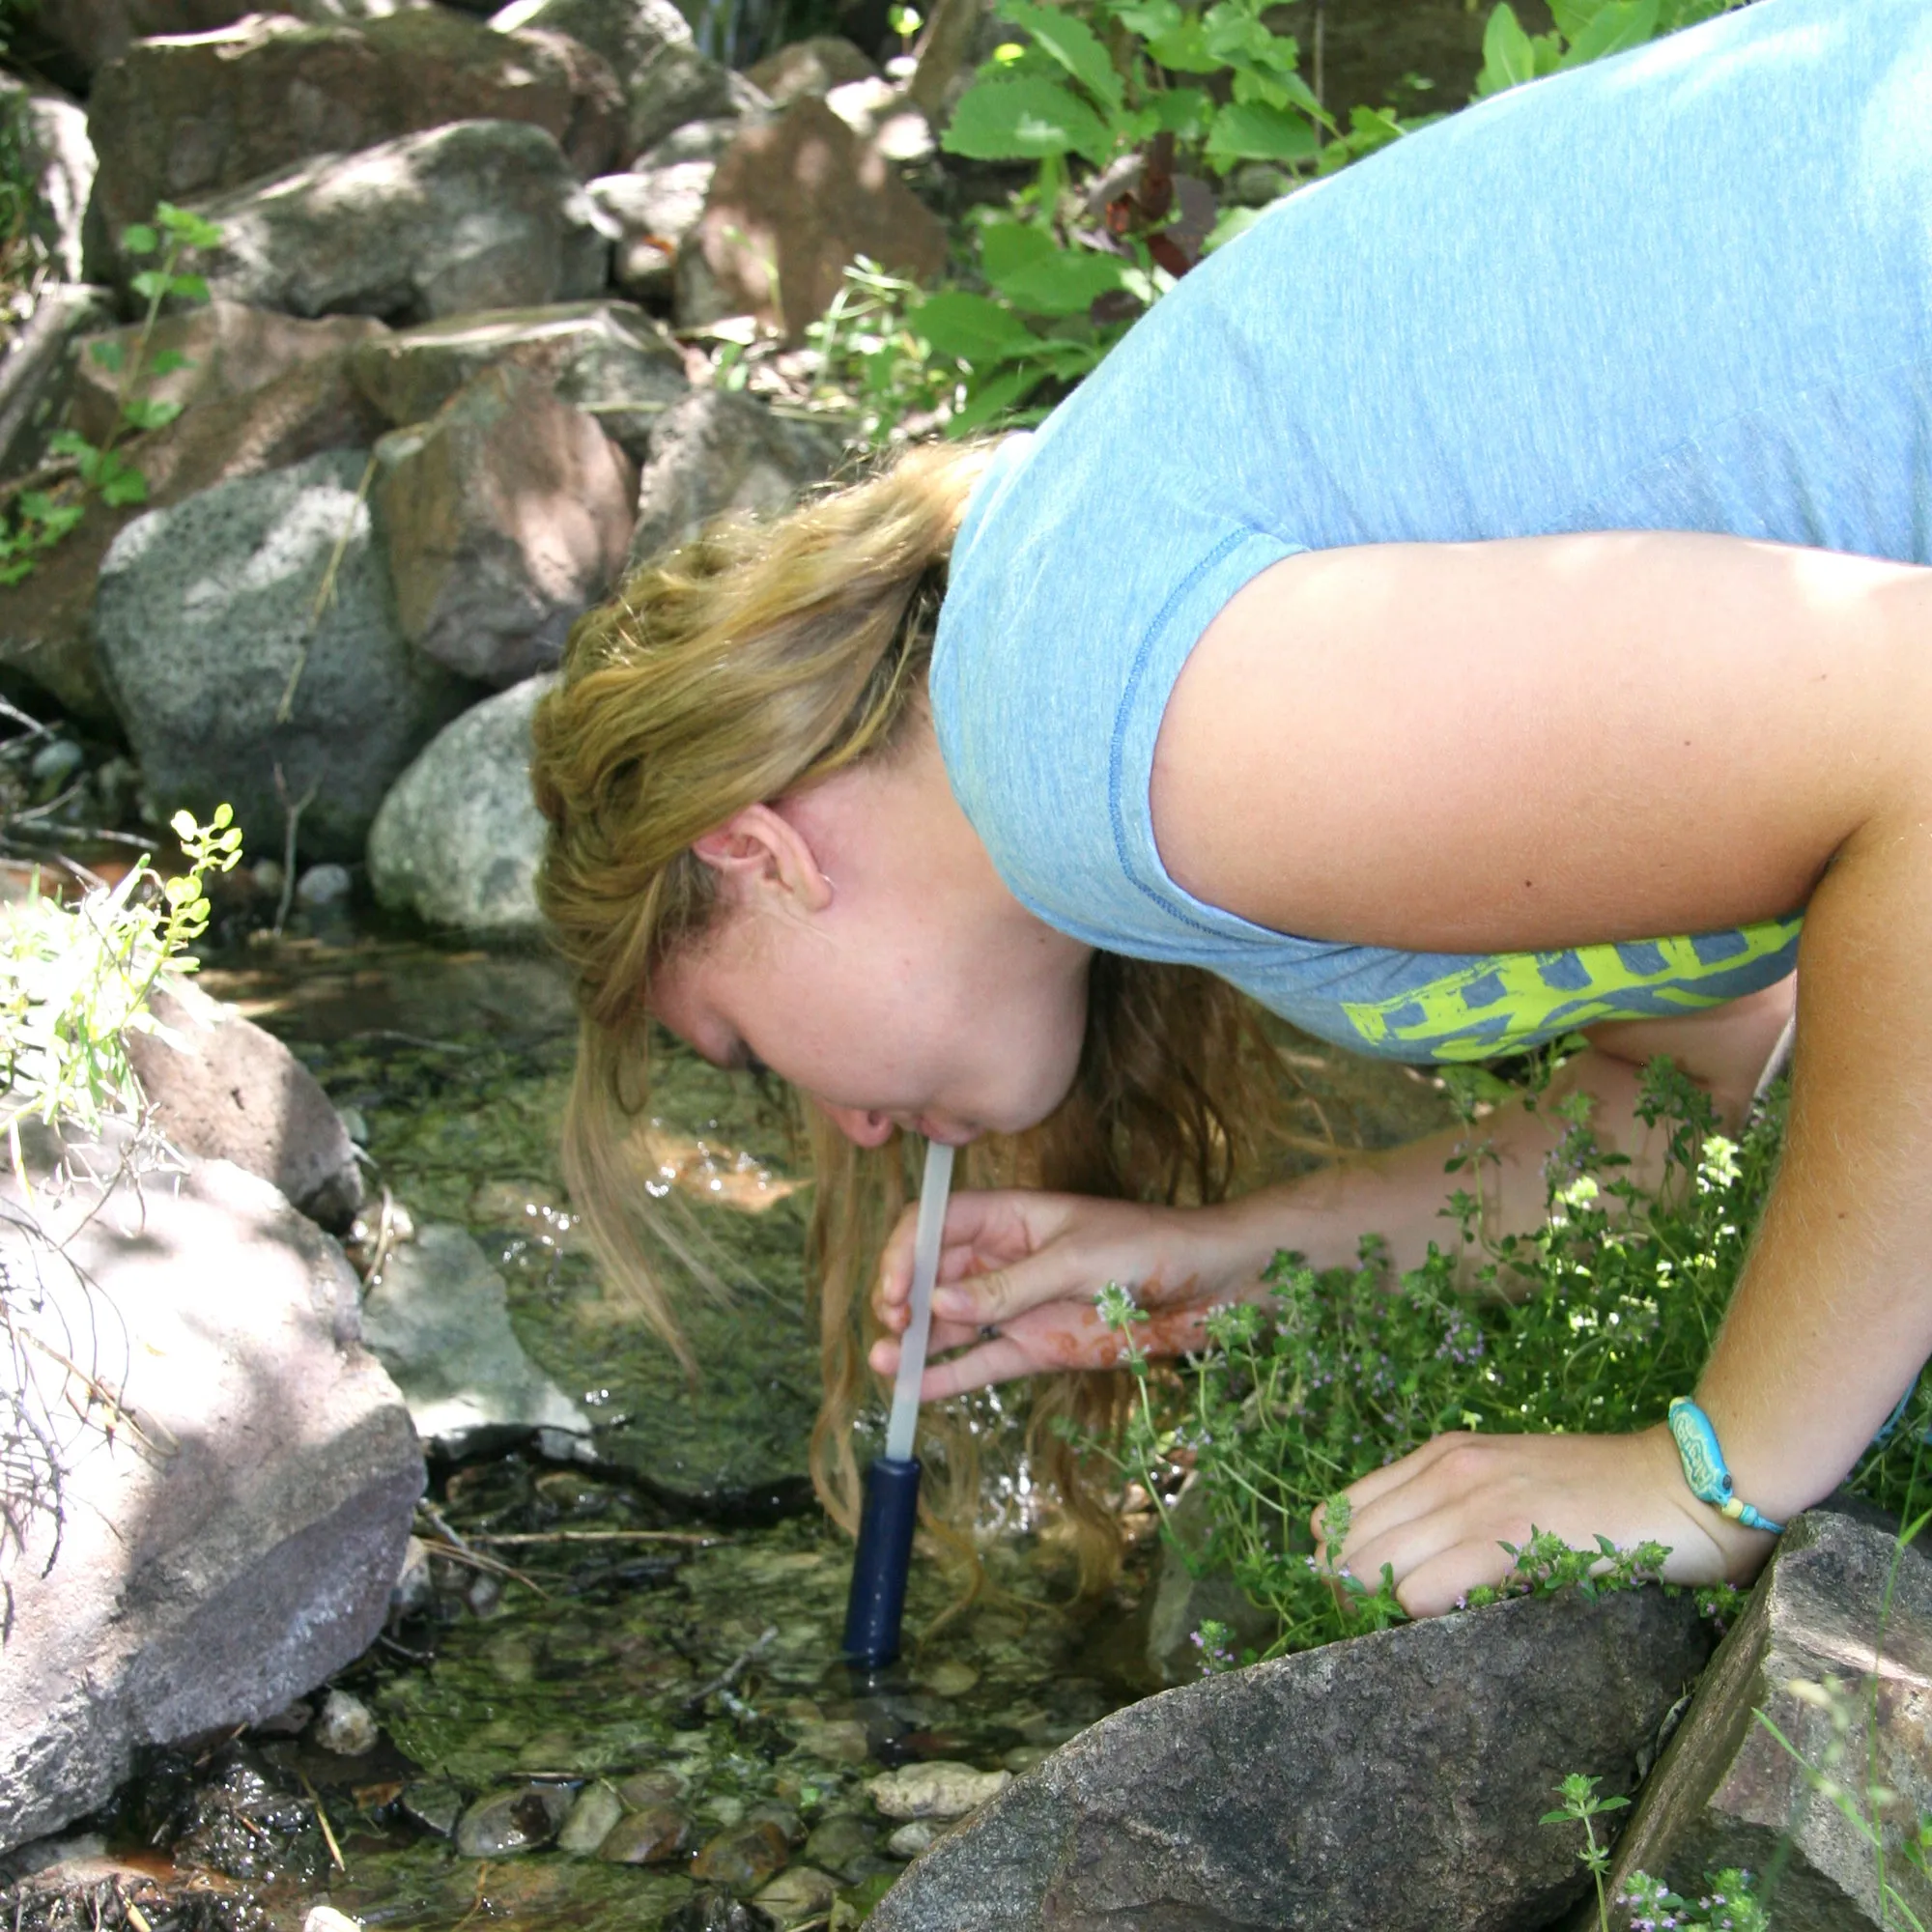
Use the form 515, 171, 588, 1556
1146, 15, 1217, 72
120, 223, 157, 257
1000, 0, 1123, 111
1563, 0, 1659, 64
87, 340, 126, 372
1206, 99, 1318, 166
148, 349, 192, 376
129, 270, 169, 302
98, 458, 148, 507
948, 362, 1054, 436
46, 429, 96, 461
914, 289, 1040, 363
1477, 3, 1539, 92
1548, 0, 1603, 35
943, 75, 1114, 163
1204, 203, 1266, 252
167, 272, 211, 303
1151, 86, 1210, 136
156, 203, 224, 249
120, 396, 183, 432
1111, 0, 1179, 36
980, 223, 1125, 315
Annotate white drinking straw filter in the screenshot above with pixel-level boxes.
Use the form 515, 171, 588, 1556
885, 1140, 954, 1463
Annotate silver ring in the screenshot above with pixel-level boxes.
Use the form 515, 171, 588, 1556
979, 1323, 1001, 1341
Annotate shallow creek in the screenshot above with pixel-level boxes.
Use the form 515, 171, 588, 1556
14, 928, 1447, 1932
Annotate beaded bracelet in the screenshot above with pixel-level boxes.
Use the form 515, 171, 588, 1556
1665, 1397, 1785, 1535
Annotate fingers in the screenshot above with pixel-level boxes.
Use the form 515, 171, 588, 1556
917, 1333, 1040, 1400
867, 1317, 981, 1377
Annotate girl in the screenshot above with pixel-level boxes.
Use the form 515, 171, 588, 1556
531, 0, 1932, 1613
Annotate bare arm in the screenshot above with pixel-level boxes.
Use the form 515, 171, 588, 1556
1152, 530, 1932, 1603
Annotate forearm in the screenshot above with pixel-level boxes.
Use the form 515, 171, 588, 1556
1212, 1044, 1717, 1290
1695, 801, 1932, 1520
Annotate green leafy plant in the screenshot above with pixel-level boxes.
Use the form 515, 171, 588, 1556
0, 804, 242, 1184
1076, 1041, 1931, 1661
1543, 1773, 1633, 1932
1615, 1866, 1769, 1932
0, 202, 222, 585
1474, 0, 1752, 99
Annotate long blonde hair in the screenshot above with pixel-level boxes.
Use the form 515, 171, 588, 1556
530, 439, 1295, 1591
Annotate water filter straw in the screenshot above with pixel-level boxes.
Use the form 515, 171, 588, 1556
841, 1139, 954, 1666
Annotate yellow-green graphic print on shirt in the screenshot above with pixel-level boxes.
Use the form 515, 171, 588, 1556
1338, 917, 1804, 1064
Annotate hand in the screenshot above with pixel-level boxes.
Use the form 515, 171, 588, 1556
867, 1188, 1269, 1398
1312, 1424, 1776, 1616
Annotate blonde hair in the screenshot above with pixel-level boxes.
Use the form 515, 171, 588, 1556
531, 439, 1296, 1592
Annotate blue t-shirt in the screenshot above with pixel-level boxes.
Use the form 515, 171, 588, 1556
931, 0, 1932, 1063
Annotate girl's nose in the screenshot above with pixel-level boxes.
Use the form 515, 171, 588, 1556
820, 1103, 895, 1149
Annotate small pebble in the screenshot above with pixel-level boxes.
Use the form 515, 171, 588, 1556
295, 862, 354, 908
313, 1689, 378, 1756
596, 1803, 690, 1864
401, 1780, 463, 1837
557, 1781, 624, 1855
801, 1812, 874, 1875
250, 858, 284, 895
453, 1784, 573, 1858
743, 1801, 804, 1845
466, 1570, 503, 1616
752, 1865, 838, 1924
336, 1103, 370, 1146
689, 1818, 789, 1891
914, 1659, 980, 1698
788, 1717, 869, 1762
1001, 1744, 1053, 1775
866, 1761, 1010, 1821
886, 1819, 938, 1858
301, 1910, 363, 1932
28, 739, 82, 786
616, 1769, 685, 1807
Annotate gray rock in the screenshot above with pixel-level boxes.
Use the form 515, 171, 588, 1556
373, 366, 636, 685
358, 1221, 590, 1457
366, 672, 554, 937
85, 10, 622, 243
402, 1780, 465, 1837
1145, 1476, 1281, 1686
123, 977, 364, 1230
867, 1583, 1718, 1932
0, 80, 95, 284
627, 389, 841, 572
0, 282, 114, 486
744, 36, 878, 105
300, 1907, 364, 1932
349, 299, 686, 463
588, 167, 711, 307
490, 0, 768, 158
0, 1143, 424, 1854
93, 448, 477, 864
822, 77, 936, 165
296, 862, 355, 908
1597, 1501, 1932, 1931
454, 1783, 575, 1858
867, 1763, 1010, 1822
557, 1780, 625, 1854
148, 121, 609, 327
15, 0, 254, 83
313, 1688, 379, 1756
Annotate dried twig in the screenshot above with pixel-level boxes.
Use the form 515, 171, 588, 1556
683, 1624, 778, 1708
270, 763, 318, 938
299, 1773, 346, 1872
415, 1530, 551, 1600
464, 1528, 724, 1548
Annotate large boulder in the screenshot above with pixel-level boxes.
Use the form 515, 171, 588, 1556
745, 34, 878, 104
366, 671, 553, 936
9, 0, 251, 87
349, 298, 686, 463
490, 0, 768, 159
587, 119, 743, 307
123, 120, 609, 327
0, 79, 96, 284
1598, 1500, 1932, 1931
68, 301, 387, 448
0, 1134, 424, 1853
0, 322, 389, 723
373, 367, 635, 686
0, 282, 114, 485
358, 1222, 590, 1458
124, 977, 364, 1230
626, 388, 842, 571
675, 96, 947, 338
93, 447, 478, 861
868, 1583, 1718, 1932
86, 10, 623, 245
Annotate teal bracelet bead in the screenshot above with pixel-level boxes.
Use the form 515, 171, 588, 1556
1666, 1397, 1785, 1536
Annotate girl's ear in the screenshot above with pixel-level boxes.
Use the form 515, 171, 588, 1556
691, 804, 834, 912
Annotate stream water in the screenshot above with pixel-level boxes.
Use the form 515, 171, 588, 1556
0, 921, 1451, 1932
